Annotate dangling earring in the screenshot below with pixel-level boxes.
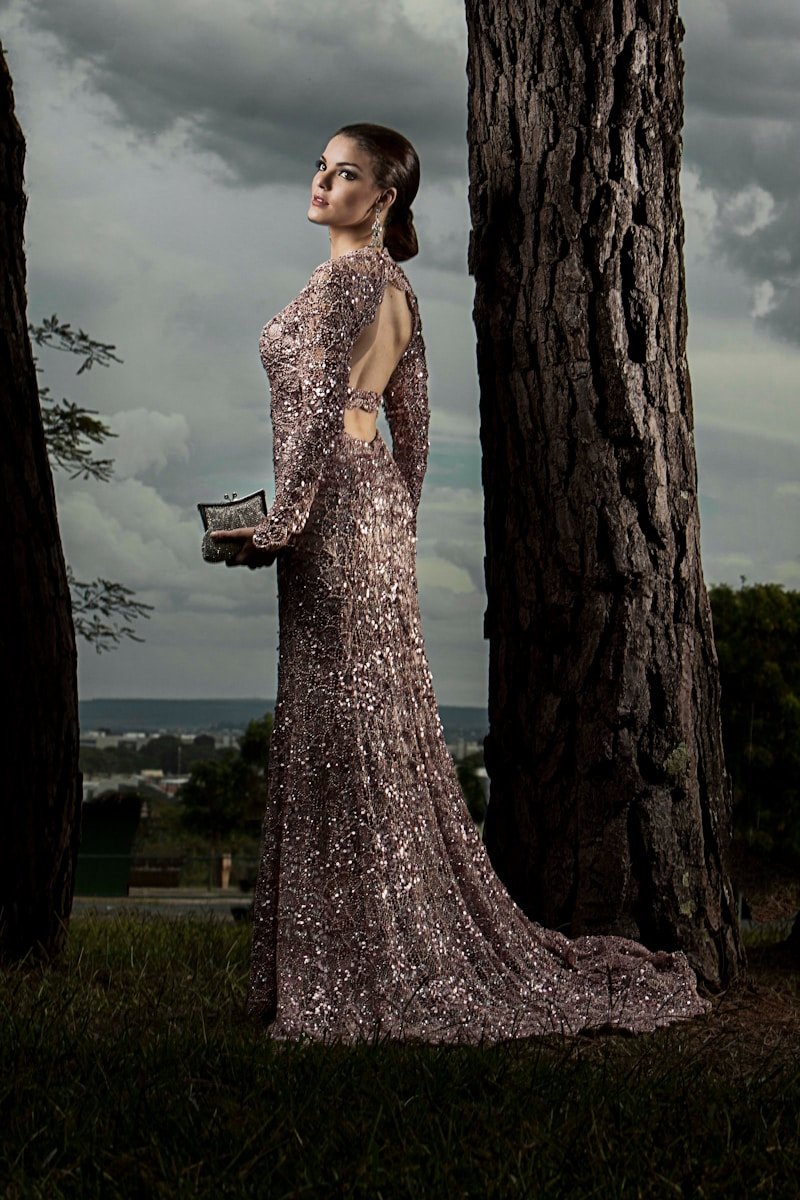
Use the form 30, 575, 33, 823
369, 203, 384, 249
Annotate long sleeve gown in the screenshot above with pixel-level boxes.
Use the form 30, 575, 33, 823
244, 243, 712, 1044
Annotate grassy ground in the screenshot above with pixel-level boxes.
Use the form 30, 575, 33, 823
1, 906, 798, 1200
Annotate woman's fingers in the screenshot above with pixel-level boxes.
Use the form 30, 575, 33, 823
205, 523, 278, 568
210, 526, 255, 541
222, 540, 278, 569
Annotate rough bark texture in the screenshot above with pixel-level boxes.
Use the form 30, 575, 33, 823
465, 0, 745, 989
0, 43, 82, 962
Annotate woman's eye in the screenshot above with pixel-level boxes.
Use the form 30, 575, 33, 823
314, 159, 355, 181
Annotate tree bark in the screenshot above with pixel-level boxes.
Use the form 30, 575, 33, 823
465, 0, 745, 989
0, 43, 81, 962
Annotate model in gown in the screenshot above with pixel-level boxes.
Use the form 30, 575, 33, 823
212, 124, 712, 1044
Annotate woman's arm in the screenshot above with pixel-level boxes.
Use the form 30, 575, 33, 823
248, 257, 388, 554
382, 319, 430, 521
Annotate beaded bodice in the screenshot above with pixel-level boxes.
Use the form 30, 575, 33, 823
252, 245, 429, 552
344, 386, 382, 413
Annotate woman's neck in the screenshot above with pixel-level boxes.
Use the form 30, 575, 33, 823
328, 230, 376, 261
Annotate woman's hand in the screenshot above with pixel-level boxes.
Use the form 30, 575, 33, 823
210, 527, 277, 568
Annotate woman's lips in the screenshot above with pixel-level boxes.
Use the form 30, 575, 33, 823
312, 197, 328, 207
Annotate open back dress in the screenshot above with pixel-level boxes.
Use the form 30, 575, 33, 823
244, 244, 711, 1043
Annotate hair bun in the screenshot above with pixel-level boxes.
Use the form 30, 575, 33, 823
392, 204, 413, 228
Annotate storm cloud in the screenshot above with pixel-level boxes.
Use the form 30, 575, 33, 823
18, 0, 468, 184
682, 0, 800, 344
1, 0, 797, 703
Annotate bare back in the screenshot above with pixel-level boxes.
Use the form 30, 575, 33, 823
343, 281, 414, 442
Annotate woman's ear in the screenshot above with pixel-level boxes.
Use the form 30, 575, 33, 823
381, 187, 398, 214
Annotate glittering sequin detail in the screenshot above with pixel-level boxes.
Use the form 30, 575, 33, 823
345, 386, 382, 413
246, 245, 711, 1043
252, 245, 427, 552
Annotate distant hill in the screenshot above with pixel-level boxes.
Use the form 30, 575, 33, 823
79, 698, 488, 743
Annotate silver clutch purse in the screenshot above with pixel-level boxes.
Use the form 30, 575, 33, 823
197, 490, 268, 563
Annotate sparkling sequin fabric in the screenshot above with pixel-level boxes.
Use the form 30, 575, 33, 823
246, 245, 712, 1044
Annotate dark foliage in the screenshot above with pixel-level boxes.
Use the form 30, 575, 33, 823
709, 580, 800, 860
456, 750, 488, 824
29, 313, 152, 649
178, 714, 275, 846
29, 314, 121, 482
68, 569, 152, 653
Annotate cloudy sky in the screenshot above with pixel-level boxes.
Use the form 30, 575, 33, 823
2, 0, 798, 707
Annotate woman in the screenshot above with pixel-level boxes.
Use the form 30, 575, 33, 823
211, 123, 711, 1043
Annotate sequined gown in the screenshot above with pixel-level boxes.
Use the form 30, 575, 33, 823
245, 244, 711, 1043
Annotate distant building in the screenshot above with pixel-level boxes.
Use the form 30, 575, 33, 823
80, 729, 149, 750
80, 727, 238, 752
159, 776, 191, 796
446, 738, 484, 759
82, 771, 189, 802
82, 774, 143, 801
475, 766, 490, 805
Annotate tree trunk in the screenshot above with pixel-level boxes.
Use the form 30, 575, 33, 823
464, 0, 745, 989
0, 43, 82, 962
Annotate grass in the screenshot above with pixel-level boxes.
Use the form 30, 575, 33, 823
1, 914, 798, 1199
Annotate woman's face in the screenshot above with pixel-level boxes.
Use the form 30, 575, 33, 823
307, 134, 395, 234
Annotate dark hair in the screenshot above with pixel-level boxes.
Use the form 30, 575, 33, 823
333, 122, 420, 262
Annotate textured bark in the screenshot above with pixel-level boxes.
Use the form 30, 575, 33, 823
0, 43, 81, 962
465, 0, 745, 989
